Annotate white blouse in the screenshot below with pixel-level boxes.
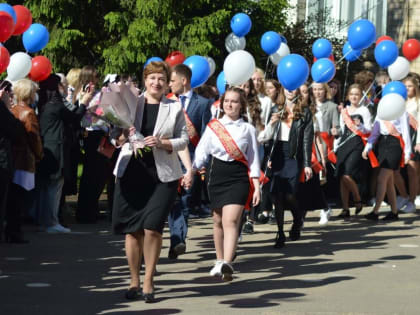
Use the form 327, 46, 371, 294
258, 94, 273, 125
339, 106, 372, 134
406, 98, 420, 145
193, 116, 260, 178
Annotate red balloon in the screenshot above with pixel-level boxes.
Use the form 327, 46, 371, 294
0, 46, 10, 73
403, 39, 420, 61
13, 5, 32, 35
28, 56, 52, 82
313, 54, 335, 63
0, 11, 14, 42
165, 51, 186, 67
376, 35, 393, 46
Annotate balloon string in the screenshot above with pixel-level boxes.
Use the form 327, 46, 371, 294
264, 57, 270, 80
342, 61, 350, 103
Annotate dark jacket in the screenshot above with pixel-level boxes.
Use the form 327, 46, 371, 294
39, 95, 86, 179
268, 107, 314, 169
10, 104, 44, 173
0, 101, 26, 175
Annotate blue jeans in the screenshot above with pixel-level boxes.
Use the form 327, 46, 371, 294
37, 176, 64, 228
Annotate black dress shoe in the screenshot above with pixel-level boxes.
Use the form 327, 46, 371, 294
274, 232, 286, 248
125, 287, 140, 300
354, 201, 363, 215
382, 212, 399, 221
168, 242, 186, 259
289, 221, 302, 241
142, 291, 155, 303
338, 209, 350, 219
364, 211, 379, 221
4, 232, 29, 244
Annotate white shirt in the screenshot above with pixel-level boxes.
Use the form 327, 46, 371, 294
258, 94, 272, 125
13, 170, 34, 191
365, 112, 412, 161
406, 98, 420, 144
180, 89, 193, 111
315, 104, 324, 132
339, 106, 372, 134
193, 116, 260, 178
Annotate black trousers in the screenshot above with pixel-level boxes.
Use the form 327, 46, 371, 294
0, 168, 11, 240
5, 183, 27, 237
76, 130, 112, 223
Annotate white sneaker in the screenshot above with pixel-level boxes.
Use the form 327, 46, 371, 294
221, 261, 234, 282
319, 208, 332, 225
415, 196, 420, 207
401, 201, 416, 213
209, 260, 223, 277
396, 196, 409, 209
46, 224, 71, 234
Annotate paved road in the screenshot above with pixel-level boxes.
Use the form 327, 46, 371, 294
1, 207, 420, 315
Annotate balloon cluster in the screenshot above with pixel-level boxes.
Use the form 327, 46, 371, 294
0, 3, 52, 82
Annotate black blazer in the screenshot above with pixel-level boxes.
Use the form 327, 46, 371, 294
0, 101, 25, 175
38, 96, 86, 179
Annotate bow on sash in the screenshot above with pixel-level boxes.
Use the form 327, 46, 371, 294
383, 120, 405, 168
341, 108, 379, 168
207, 119, 267, 210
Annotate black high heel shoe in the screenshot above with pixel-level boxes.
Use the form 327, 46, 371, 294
274, 232, 286, 248
125, 287, 140, 300
354, 201, 363, 215
142, 291, 155, 303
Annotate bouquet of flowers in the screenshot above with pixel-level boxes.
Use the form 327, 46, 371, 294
88, 83, 150, 157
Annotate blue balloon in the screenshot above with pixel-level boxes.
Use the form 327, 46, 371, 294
374, 40, 398, 68
312, 38, 332, 59
22, 24, 50, 53
342, 41, 361, 62
382, 81, 407, 100
184, 55, 210, 88
0, 3, 16, 24
348, 19, 376, 50
277, 54, 309, 91
261, 31, 281, 55
279, 34, 287, 44
230, 13, 252, 37
311, 58, 336, 83
216, 71, 227, 95
144, 56, 163, 68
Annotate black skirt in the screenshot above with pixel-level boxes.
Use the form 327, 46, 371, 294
375, 135, 402, 170
112, 155, 178, 235
207, 157, 250, 209
410, 126, 420, 161
335, 132, 367, 180
270, 141, 300, 195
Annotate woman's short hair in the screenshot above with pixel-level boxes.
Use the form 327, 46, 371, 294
13, 79, 38, 104
66, 68, 81, 88
143, 61, 171, 83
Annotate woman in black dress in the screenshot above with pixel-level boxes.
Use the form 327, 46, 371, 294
112, 62, 188, 302
259, 88, 313, 248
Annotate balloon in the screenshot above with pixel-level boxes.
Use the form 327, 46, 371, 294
0, 45, 10, 73
376, 35, 393, 46
269, 42, 290, 65
312, 38, 332, 59
377, 93, 406, 121
144, 56, 163, 67
311, 58, 336, 83
279, 34, 287, 44
342, 41, 362, 62
205, 56, 216, 77
261, 31, 281, 55
7, 52, 32, 81
402, 39, 420, 61
12, 5, 32, 35
0, 11, 14, 42
277, 54, 309, 91
382, 81, 407, 99
223, 50, 255, 86
313, 54, 335, 63
184, 55, 210, 88
348, 19, 376, 50
225, 32, 246, 53
165, 51, 185, 67
388, 57, 410, 81
22, 23, 50, 53
0, 3, 16, 24
374, 40, 398, 68
230, 13, 252, 37
28, 56, 52, 82
216, 71, 227, 95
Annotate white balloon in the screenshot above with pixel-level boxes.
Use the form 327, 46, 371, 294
388, 56, 410, 81
225, 32, 246, 53
7, 52, 32, 82
269, 43, 291, 65
205, 56, 216, 78
223, 50, 255, 86
377, 93, 406, 121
